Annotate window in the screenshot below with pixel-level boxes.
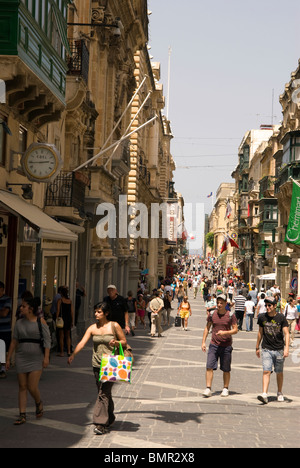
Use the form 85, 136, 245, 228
34, 0, 40, 23
242, 174, 248, 192
264, 204, 278, 221
243, 145, 249, 162
0, 80, 5, 104
19, 126, 27, 153
27, 0, 33, 13
0, 118, 6, 166
282, 133, 300, 164
291, 136, 300, 162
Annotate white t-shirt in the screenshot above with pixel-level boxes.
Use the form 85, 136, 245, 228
245, 300, 255, 315
257, 299, 266, 315
284, 304, 298, 320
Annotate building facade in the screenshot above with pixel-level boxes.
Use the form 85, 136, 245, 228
0, 0, 182, 335
0, 0, 78, 333
220, 61, 300, 297
209, 183, 235, 265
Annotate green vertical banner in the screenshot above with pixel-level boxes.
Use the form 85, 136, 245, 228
285, 180, 300, 245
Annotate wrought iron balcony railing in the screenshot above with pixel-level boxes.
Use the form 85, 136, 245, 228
45, 172, 88, 212
67, 40, 89, 84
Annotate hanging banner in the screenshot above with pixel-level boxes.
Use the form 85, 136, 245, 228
166, 202, 178, 245
285, 180, 300, 246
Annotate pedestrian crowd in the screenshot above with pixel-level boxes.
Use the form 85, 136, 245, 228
0, 259, 299, 434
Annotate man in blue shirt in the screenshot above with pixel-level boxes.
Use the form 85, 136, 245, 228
0, 282, 12, 378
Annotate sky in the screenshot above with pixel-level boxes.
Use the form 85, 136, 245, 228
147, 0, 300, 252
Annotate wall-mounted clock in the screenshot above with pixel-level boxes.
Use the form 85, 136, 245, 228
21, 143, 62, 183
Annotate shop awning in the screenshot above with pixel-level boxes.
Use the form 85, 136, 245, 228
257, 273, 276, 281
0, 190, 77, 242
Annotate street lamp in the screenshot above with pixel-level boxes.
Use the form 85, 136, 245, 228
67, 18, 123, 37
6, 183, 33, 200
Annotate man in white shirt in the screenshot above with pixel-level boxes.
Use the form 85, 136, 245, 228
193, 278, 199, 299
149, 290, 164, 338
244, 295, 255, 332
256, 293, 267, 316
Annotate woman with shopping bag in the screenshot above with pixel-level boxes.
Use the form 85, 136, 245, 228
68, 302, 127, 435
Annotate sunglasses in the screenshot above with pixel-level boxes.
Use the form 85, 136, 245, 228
266, 303, 274, 307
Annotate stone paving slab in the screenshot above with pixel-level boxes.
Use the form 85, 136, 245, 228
0, 294, 299, 449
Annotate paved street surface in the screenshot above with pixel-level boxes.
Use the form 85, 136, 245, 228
1, 293, 300, 449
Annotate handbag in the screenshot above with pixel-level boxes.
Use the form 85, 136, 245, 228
99, 342, 133, 383
56, 316, 64, 329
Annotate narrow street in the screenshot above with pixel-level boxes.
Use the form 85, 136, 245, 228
1, 293, 299, 449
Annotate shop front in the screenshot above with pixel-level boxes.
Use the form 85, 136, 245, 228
0, 189, 78, 327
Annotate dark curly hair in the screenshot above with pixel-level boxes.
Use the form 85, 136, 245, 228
23, 296, 41, 316
93, 301, 111, 318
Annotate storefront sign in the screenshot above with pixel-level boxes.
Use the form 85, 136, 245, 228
277, 255, 290, 267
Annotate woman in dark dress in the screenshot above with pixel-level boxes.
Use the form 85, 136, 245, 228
56, 287, 74, 357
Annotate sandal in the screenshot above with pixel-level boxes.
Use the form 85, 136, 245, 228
14, 413, 26, 425
35, 401, 44, 419
94, 425, 109, 435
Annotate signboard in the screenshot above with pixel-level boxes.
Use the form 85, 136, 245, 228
265, 248, 273, 259
285, 180, 300, 246
166, 202, 178, 245
277, 255, 290, 267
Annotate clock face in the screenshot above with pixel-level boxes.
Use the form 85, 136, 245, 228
21, 143, 62, 182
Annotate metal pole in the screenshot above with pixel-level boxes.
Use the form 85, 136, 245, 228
91, 76, 147, 166
72, 115, 158, 173
104, 91, 152, 169
167, 46, 172, 120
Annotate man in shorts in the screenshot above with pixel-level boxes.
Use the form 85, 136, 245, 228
201, 294, 238, 397
256, 296, 289, 404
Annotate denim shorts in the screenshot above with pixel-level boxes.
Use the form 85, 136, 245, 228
207, 344, 233, 373
262, 348, 285, 374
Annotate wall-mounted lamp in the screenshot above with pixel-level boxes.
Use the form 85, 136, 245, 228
6, 183, 33, 200
0, 119, 12, 135
67, 18, 123, 37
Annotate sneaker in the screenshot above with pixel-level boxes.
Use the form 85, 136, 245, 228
0, 371, 6, 379
257, 393, 268, 404
221, 388, 229, 397
277, 392, 284, 402
203, 388, 212, 398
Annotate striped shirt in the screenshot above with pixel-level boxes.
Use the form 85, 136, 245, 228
0, 294, 12, 333
234, 295, 246, 312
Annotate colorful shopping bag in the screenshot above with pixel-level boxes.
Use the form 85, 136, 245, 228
99, 342, 132, 383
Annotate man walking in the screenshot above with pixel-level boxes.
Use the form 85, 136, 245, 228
103, 285, 130, 335
202, 294, 238, 397
193, 277, 199, 299
233, 291, 246, 331
149, 290, 164, 337
256, 296, 289, 404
